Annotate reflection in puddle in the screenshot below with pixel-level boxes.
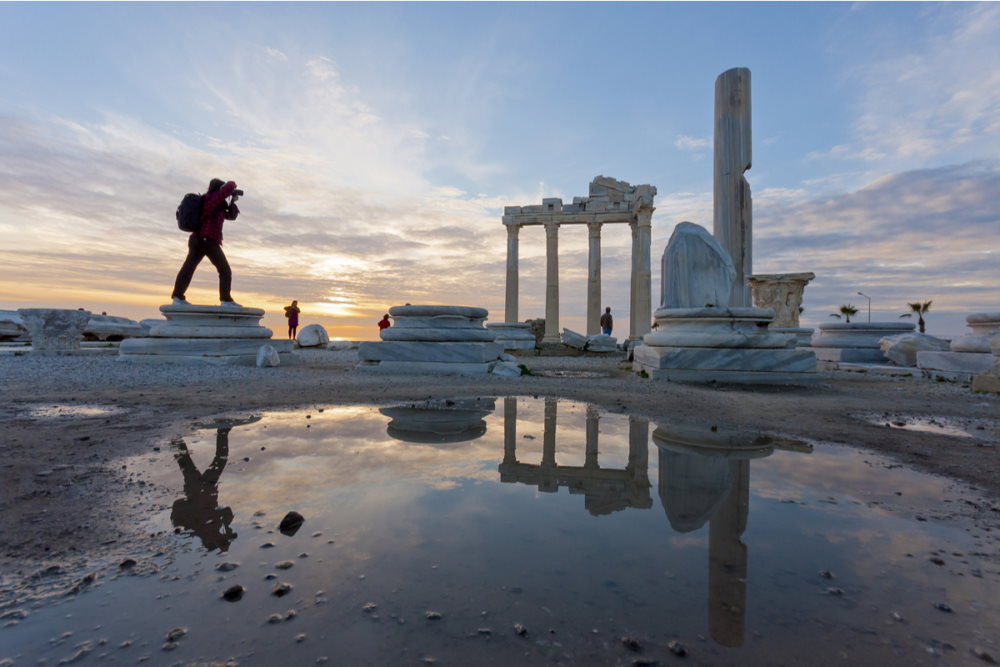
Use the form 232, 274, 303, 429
4, 398, 1000, 666
20, 403, 125, 419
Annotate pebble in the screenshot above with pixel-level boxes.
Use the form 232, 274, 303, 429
933, 602, 953, 613
275, 561, 295, 570
514, 623, 528, 637
425, 611, 442, 620
295, 633, 306, 643
819, 570, 834, 579
164, 628, 187, 642
826, 587, 845, 596
260, 542, 276, 549
621, 636, 641, 651
972, 647, 997, 663
216, 562, 240, 572
119, 558, 137, 569
668, 640, 688, 656
363, 603, 378, 613
272, 582, 293, 597
267, 614, 283, 624
221, 585, 245, 602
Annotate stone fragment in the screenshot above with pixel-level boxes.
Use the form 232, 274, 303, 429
279, 511, 305, 536
296, 324, 329, 347
879, 333, 950, 367
561, 328, 587, 349
17, 308, 92, 350
257, 344, 280, 367
660, 222, 735, 309
272, 582, 293, 597
221, 585, 245, 602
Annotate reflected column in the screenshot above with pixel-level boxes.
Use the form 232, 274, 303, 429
584, 405, 600, 469
503, 397, 518, 465
540, 398, 558, 492
708, 459, 749, 647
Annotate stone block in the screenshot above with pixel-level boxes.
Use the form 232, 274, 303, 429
296, 324, 330, 347
810, 347, 888, 364
660, 222, 735, 309
634, 345, 817, 373
561, 328, 587, 350
256, 344, 280, 367
18, 308, 92, 350
879, 332, 950, 366
358, 341, 502, 363
917, 351, 995, 382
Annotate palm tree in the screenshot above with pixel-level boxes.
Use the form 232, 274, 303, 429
829, 304, 859, 323
900, 300, 932, 333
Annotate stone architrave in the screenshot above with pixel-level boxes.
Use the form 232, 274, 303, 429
713, 67, 752, 308
18, 309, 92, 351
357, 305, 508, 375
119, 304, 295, 365
661, 222, 735, 309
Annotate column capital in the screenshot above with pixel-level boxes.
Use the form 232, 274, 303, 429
544, 220, 560, 236
636, 207, 654, 227
506, 223, 521, 238
587, 221, 602, 238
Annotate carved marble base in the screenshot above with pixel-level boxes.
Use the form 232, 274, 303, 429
485, 323, 536, 350
810, 322, 916, 364
18, 308, 92, 350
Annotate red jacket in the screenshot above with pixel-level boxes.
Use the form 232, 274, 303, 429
197, 181, 239, 243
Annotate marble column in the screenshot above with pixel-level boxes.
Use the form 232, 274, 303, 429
629, 221, 639, 340
635, 208, 653, 340
503, 397, 518, 465
587, 222, 602, 336
504, 223, 520, 323
543, 222, 561, 343
584, 405, 599, 469
713, 67, 753, 307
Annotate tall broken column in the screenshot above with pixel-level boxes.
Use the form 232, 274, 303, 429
713, 67, 752, 308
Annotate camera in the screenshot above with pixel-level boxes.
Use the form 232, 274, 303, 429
232, 189, 244, 197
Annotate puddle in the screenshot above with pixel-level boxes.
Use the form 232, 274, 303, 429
3, 397, 1000, 666
19, 403, 126, 419
859, 411, 1000, 441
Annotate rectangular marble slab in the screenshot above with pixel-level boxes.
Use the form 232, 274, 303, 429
358, 341, 502, 363
809, 347, 887, 364
638, 367, 822, 385
917, 351, 995, 382
119, 338, 294, 356
356, 360, 492, 375
634, 345, 817, 372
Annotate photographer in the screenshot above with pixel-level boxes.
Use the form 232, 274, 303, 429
171, 178, 243, 308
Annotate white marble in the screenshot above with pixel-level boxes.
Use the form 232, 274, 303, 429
714, 67, 753, 307
150, 304, 273, 338
84, 315, 148, 341
18, 309, 92, 350
561, 328, 587, 350
357, 360, 494, 375
950, 312, 1000, 353
770, 327, 814, 348
256, 344, 280, 367
0, 310, 26, 340
327, 340, 356, 351
660, 222, 735, 309
812, 347, 890, 364
359, 341, 502, 363
972, 357, 1000, 393
917, 351, 995, 382
811, 322, 916, 349
485, 323, 535, 350
296, 324, 330, 347
635, 345, 817, 373
746, 273, 814, 329
490, 360, 523, 377
586, 334, 618, 352
879, 333, 950, 367
382, 328, 497, 342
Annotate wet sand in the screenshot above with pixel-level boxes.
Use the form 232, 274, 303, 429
1, 349, 999, 610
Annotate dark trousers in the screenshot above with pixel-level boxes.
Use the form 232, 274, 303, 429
172, 235, 232, 302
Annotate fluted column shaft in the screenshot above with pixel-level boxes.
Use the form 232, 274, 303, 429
586, 222, 602, 336
584, 405, 600, 468
543, 222, 560, 343
542, 397, 557, 467
503, 397, 518, 464
504, 223, 520, 323
629, 222, 639, 341
634, 208, 653, 340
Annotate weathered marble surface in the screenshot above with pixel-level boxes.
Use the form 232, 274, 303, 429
879, 332, 950, 367
746, 272, 814, 329
149, 304, 272, 338
950, 312, 1000, 353
0, 310, 27, 340
660, 222, 735, 309
812, 348, 890, 364
972, 357, 1000, 393
917, 351, 995, 382
84, 315, 148, 341
485, 322, 536, 350
256, 344, 280, 367
561, 328, 587, 350
811, 322, 915, 349
770, 327, 814, 348
359, 341, 502, 364
635, 345, 817, 373
586, 334, 618, 352
18, 309, 92, 350
327, 340, 356, 351
121, 338, 295, 357
383, 328, 496, 342
296, 324, 330, 348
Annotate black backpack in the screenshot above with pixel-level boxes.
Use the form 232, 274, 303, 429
176, 193, 204, 232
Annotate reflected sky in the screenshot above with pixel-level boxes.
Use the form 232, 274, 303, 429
4, 397, 1000, 666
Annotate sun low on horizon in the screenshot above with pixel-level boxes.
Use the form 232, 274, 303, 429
1, 2, 997, 340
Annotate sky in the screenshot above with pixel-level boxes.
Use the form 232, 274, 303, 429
1, 2, 998, 340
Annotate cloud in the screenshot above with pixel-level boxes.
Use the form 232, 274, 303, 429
674, 135, 710, 151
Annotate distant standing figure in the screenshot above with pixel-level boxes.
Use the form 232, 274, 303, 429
600, 307, 613, 336
378, 314, 392, 331
171, 179, 241, 307
284, 300, 300, 339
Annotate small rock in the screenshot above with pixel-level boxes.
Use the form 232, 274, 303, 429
221, 585, 245, 602
425, 611, 442, 620
295, 633, 306, 643
279, 511, 305, 536
161, 642, 177, 651
513, 623, 528, 637
930, 557, 945, 565
264, 573, 277, 580
286, 609, 297, 620
892, 612, 904, 622
826, 587, 844, 596
275, 561, 295, 570
668, 640, 688, 656
216, 562, 240, 572
971, 647, 997, 663
819, 570, 834, 579
363, 602, 378, 613
119, 558, 137, 569
267, 614, 283, 624
933, 602, 953, 613
164, 628, 187, 642
272, 582, 293, 597
621, 636, 641, 652
260, 542, 276, 549
477, 628, 492, 635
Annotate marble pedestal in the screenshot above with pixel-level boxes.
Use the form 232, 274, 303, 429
358, 305, 512, 375
634, 307, 818, 385
808, 322, 915, 364
486, 322, 536, 351
119, 304, 294, 365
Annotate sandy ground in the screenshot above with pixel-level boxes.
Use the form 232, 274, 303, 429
1, 349, 999, 608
